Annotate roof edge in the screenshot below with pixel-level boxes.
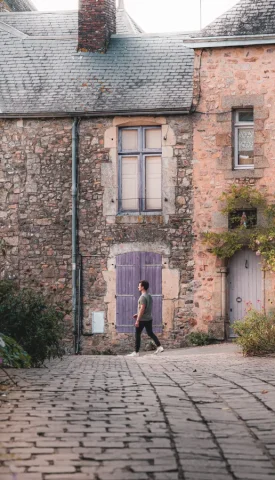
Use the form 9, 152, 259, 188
0, 9, 78, 14
0, 20, 28, 37
0, 107, 191, 119
184, 33, 275, 48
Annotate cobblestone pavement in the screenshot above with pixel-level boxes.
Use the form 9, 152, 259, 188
1, 344, 275, 480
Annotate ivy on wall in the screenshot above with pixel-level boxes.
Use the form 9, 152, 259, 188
202, 185, 275, 270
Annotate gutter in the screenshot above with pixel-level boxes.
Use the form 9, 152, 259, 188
184, 33, 275, 49
72, 117, 80, 355
0, 108, 190, 119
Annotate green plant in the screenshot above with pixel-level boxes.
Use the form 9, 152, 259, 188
202, 185, 275, 269
233, 307, 275, 356
249, 227, 275, 270
203, 230, 246, 258
220, 185, 267, 214
0, 281, 66, 367
0, 334, 31, 368
188, 331, 217, 346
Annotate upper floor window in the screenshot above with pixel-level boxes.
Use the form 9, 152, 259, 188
234, 110, 254, 170
118, 127, 162, 213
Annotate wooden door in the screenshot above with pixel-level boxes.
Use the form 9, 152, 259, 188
228, 249, 262, 336
116, 252, 162, 333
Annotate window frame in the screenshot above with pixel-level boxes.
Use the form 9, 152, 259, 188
118, 126, 162, 214
234, 109, 254, 170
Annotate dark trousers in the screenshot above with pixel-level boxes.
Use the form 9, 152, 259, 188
135, 320, 161, 353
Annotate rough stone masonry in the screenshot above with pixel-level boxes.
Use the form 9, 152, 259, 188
0, 115, 195, 354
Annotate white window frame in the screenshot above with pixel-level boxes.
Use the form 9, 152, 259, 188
234, 109, 254, 170
118, 127, 162, 214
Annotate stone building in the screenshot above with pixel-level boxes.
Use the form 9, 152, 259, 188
2, 0, 273, 352
0, 0, 195, 353
187, 0, 275, 339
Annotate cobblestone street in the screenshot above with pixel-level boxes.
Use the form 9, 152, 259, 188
1, 344, 275, 480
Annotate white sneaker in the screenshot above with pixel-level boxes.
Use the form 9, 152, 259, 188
127, 352, 140, 357
154, 346, 164, 355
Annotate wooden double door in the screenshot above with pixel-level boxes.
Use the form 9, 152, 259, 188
116, 252, 162, 333
228, 249, 262, 336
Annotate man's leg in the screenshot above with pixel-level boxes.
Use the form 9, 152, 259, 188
144, 321, 161, 347
135, 322, 145, 353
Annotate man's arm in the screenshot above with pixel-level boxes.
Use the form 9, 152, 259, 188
137, 304, 145, 323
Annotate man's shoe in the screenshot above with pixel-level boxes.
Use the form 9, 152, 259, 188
127, 352, 140, 357
154, 346, 164, 354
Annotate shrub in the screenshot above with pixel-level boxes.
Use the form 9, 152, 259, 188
188, 331, 217, 347
0, 334, 31, 368
0, 281, 66, 367
233, 308, 275, 356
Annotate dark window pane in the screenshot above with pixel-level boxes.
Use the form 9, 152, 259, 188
239, 111, 254, 122
229, 209, 257, 229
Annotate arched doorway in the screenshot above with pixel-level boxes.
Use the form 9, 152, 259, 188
228, 248, 262, 336
116, 252, 162, 333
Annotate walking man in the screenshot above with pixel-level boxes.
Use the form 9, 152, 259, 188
127, 280, 164, 357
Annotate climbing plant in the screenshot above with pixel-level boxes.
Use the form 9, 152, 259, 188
202, 185, 275, 270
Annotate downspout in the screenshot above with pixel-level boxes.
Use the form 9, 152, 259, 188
72, 117, 79, 354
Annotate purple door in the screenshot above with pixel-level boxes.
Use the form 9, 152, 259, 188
116, 252, 162, 333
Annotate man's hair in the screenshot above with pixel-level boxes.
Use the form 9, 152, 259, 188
139, 280, 149, 291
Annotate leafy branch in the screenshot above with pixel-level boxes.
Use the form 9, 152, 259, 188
202, 185, 275, 269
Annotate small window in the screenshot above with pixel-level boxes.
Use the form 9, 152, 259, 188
234, 109, 254, 169
229, 209, 257, 230
118, 127, 162, 213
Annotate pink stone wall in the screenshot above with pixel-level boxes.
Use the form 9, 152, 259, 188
192, 45, 275, 337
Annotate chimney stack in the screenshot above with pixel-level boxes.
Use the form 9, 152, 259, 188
78, 0, 116, 53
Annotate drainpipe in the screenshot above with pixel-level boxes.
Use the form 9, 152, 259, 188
72, 117, 79, 354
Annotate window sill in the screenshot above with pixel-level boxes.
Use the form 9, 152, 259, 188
117, 211, 162, 216
115, 214, 164, 225
224, 169, 264, 179
234, 166, 254, 170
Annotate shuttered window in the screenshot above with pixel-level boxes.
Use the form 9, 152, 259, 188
116, 252, 162, 333
118, 127, 162, 213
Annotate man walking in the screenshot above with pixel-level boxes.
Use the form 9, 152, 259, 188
127, 280, 164, 357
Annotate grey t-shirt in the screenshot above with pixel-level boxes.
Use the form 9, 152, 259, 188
138, 293, 153, 321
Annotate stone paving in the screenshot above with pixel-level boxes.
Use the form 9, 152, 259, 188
1, 344, 275, 480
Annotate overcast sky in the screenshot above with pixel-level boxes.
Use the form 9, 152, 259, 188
33, 0, 239, 32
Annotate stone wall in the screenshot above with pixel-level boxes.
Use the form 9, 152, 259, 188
78, 116, 194, 353
0, 115, 195, 354
192, 45, 275, 337
0, 118, 73, 341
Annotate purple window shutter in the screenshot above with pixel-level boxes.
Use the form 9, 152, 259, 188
140, 252, 162, 333
116, 252, 139, 333
116, 252, 163, 334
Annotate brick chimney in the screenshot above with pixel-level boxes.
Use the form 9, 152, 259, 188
78, 0, 116, 53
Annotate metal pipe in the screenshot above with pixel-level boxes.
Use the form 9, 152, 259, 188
72, 117, 79, 354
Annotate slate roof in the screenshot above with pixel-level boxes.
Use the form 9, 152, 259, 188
0, 8, 143, 37
0, 11, 78, 36
2, 0, 36, 11
0, 22, 194, 116
201, 0, 275, 37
